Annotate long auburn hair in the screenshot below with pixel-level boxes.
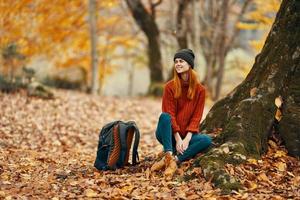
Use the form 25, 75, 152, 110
173, 68, 199, 100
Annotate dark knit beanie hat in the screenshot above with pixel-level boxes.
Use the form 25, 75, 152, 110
173, 48, 195, 68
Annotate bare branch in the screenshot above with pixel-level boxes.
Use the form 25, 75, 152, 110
148, 0, 163, 18
152, 0, 163, 8
225, 0, 252, 53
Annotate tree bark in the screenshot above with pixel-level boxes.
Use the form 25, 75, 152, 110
175, 0, 190, 49
214, 1, 228, 100
192, 0, 300, 192
88, 0, 99, 94
125, 0, 163, 95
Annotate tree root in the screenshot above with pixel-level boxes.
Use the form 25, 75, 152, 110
188, 142, 248, 194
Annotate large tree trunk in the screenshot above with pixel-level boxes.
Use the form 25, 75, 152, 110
125, 0, 163, 95
193, 0, 300, 192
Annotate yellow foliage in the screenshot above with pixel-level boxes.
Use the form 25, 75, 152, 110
241, 0, 281, 52
0, 0, 141, 84
99, 0, 118, 8
249, 40, 264, 52
236, 23, 259, 30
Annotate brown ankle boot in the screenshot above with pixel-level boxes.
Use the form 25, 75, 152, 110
164, 153, 177, 180
150, 156, 165, 172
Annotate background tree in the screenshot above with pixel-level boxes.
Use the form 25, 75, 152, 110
88, 0, 99, 94
125, 0, 164, 95
192, 0, 300, 192
1, 44, 25, 83
171, 0, 251, 99
175, 0, 191, 49
199, 0, 251, 100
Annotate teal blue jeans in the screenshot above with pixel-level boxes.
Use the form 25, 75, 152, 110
156, 112, 212, 162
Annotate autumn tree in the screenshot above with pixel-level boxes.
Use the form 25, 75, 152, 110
191, 0, 300, 192
1, 44, 25, 82
0, 1, 139, 94
125, 0, 164, 95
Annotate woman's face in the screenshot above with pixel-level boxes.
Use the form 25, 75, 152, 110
174, 58, 190, 74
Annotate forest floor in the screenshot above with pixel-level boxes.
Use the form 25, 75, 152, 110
0, 89, 299, 200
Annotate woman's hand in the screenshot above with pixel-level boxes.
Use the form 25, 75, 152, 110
176, 139, 184, 155
174, 132, 184, 154
182, 132, 192, 151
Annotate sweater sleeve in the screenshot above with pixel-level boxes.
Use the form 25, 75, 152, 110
162, 84, 181, 133
186, 88, 206, 133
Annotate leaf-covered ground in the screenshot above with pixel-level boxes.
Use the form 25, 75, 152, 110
0, 90, 299, 199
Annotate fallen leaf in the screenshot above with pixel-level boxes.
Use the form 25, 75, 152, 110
275, 162, 287, 172
223, 147, 230, 154
247, 158, 258, 165
244, 180, 257, 190
268, 140, 278, 149
177, 168, 185, 176
187, 194, 200, 199
275, 96, 283, 108
85, 189, 98, 198
69, 180, 78, 186
250, 87, 258, 97
258, 172, 270, 182
287, 171, 295, 177
191, 167, 202, 175
121, 184, 134, 193
0, 191, 5, 197
20, 173, 31, 180
241, 193, 249, 199
176, 190, 187, 199
4, 196, 12, 200
274, 150, 287, 158
292, 176, 300, 186
229, 167, 235, 175
275, 109, 282, 121
145, 168, 150, 179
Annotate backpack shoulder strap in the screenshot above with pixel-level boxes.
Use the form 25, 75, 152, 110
118, 122, 129, 150
129, 121, 140, 165
100, 120, 120, 135
115, 121, 140, 166
94, 120, 121, 170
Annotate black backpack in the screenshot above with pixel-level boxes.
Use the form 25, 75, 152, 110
94, 120, 140, 170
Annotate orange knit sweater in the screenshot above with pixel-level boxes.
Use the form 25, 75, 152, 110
162, 79, 206, 138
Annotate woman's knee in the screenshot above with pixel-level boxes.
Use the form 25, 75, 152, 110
156, 113, 171, 139
158, 112, 171, 123
193, 134, 212, 147
201, 134, 212, 147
